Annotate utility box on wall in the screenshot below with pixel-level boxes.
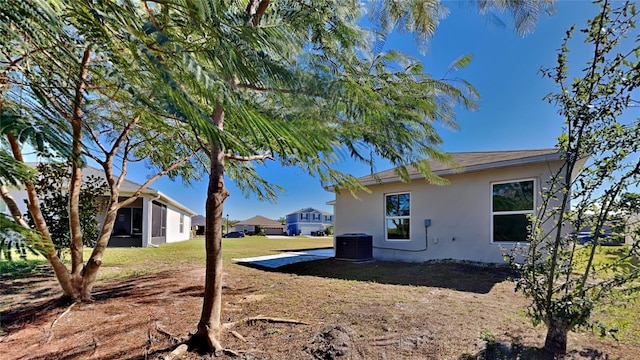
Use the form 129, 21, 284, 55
335, 233, 373, 260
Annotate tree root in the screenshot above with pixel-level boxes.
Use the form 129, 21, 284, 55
246, 315, 310, 325
224, 315, 310, 328
168, 315, 309, 358
205, 330, 225, 356
156, 321, 187, 343
46, 302, 77, 343
230, 330, 246, 342
163, 344, 188, 360
223, 348, 240, 357
370, 334, 400, 346
371, 339, 399, 346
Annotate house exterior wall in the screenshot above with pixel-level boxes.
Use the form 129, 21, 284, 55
4, 188, 193, 247
3, 188, 28, 216
235, 225, 254, 233
625, 214, 640, 245
334, 161, 564, 264
0, 197, 7, 214
165, 204, 191, 243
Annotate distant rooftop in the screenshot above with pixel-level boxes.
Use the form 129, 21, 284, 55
236, 215, 283, 227
286, 207, 332, 216
25, 162, 196, 216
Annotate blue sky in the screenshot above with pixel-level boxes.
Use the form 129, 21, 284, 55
125, 1, 602, 221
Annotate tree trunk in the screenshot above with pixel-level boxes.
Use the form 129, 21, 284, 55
191, 103, 228, 353
6, 133, 77, 298
80, 196, 120, 301
68, 161, 84, 289
544, 317, 569, 356
0, 184, 30, 228
69, 48, 91, 284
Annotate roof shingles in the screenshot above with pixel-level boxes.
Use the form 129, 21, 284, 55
357, 149, 561, 185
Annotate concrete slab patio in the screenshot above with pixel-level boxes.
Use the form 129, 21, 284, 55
233, 248, 334, 268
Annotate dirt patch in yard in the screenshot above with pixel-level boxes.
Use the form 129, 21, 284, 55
0, 260, 638, 359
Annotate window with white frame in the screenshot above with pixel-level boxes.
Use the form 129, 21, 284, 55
312, 213, 321, 221
385, 192, 410, 240
300, 213, 309, 221
491, 179, 535, 242
179, 214, 185, 233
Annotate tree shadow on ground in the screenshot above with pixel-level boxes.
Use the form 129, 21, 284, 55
26, 338, 100, 360
0, 271, 177, 333
0, 264, 56, 296
244, 258, 514, 294
459, 336, 612, 360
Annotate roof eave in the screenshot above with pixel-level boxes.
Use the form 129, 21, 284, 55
329, 152, 565, 190
116, 189, 197, 216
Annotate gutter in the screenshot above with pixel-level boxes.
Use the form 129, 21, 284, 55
326, 152, 564, 192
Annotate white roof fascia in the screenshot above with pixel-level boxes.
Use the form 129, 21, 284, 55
157, 191, 198, 216
334, 152, 564, 190
117, 189, 197, 217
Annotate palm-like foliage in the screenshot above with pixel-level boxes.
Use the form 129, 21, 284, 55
0, 213, 43, 261
1, 0, 209, 297
69, 0, 555, 352
86, 0, 477, 190
368, 0, 555, 53
1, 0, 555, 353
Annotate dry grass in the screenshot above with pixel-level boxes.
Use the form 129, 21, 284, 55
1, 237, 638, 359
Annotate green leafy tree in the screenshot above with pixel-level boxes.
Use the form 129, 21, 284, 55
0, 213, 41, 261
1, 0, 554, 354
100, 1, 475, 352
85, 0, 554, 354
508, 0, 640, 355
23, 163, 107, 257
324, 225, 334, 236
1, 0, 202, 300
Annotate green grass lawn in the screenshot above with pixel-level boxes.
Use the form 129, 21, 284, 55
0, 259, 49, 278
96, 235, 331, 265
1, 236, 332, 280
91, 236, 332, 279
0, 236, 640, 344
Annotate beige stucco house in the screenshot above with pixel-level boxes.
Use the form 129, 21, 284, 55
329, 149, 569, 264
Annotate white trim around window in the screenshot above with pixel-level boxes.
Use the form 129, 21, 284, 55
384, 191, 411, 241
490, 178, 536, 243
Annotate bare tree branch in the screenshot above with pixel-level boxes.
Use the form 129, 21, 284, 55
225, 151, 273, 162
117, 151, 197, 208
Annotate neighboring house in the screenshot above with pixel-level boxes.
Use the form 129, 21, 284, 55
286, 207, 333, 236
234, 215, 285, 235
3, 164, 196, 248
625, 214, 640, 245
192, 214, 206, 235
329, 149, 581, 264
